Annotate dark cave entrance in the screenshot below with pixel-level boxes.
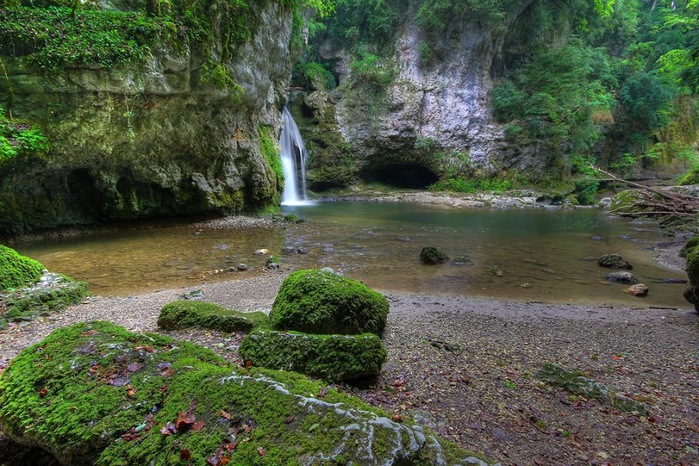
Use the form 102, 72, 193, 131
360, 162, 440, 189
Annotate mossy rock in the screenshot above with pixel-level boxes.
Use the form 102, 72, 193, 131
597, 253, 633, 270
420, 247, 449, 264
680, 235, 699, 258
537, 362, 647, 415
0, 274, 90, 329
609, 189, 657, 215
0, 321, 483, 465
0, 245, 44, 291
157, 300, 269, 333
239, 330, 386, 383
682, 282, 699, 313
678, 168, 699, 186
270, 269, 389, 336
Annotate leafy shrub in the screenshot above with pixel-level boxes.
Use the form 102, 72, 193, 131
350, 52, 395, 91
0, 106, 49, 163
295, 61, 336, 91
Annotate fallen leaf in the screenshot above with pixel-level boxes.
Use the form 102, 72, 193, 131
391, 414, 403, 422
257, 447, 266, 457
318, 386, 328, 398
284, 415, 296, 424
180, 449, 191, 460
39, 387, 48, 398
176, 411, 196, 432
244, 360, 252, 369
220, 410, 232, 420
192, 421, 205, 432
126, 386, 136, 397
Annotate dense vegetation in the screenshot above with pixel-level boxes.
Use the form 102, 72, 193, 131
301, 0, 698, 188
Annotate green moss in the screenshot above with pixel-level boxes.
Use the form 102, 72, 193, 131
538, 362, 647, 415
0, 244, 44, 291
269, 269, 389, 336
157, 300, 269, 333
678, 168, 699, 186
239, 330, 386, 383
0, 276, 89, 328
258, 125, 283, 191
680, 235, 699, 258
0, 321, 479, 465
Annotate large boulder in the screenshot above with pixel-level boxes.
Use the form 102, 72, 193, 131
269, 269, 389, 336
682, 237, 699, 312
157, 300, 269, 333
239, 330, 386, 383
0, 245, 44, 291
0, 322, 482, 465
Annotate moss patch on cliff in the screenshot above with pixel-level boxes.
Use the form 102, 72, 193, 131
157, 300, 269, 333
239, 330, 386, 382
0, 244, 43, 291
258, 125, 283, 192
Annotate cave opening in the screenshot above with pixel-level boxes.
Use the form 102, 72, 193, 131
360, 162, 440, 189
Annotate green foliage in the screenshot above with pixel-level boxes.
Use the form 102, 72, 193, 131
619, 71, 676, 131
416, 0, 521, 31
157, 300, 269, 333
573, 179, 599, 205
349, 51, 394, 91
430, 177, 512, 193
270, 269, 389, 336
294, 61, 336, 90
0, 6, 168, 72
239, 330, 387, 382
0, 105, 49, 163
0, 244, 44, 291
679, 167, 699, 186
324, 0, 397, 48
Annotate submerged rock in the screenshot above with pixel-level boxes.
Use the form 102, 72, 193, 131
420, 247, 449, 265
597, 254, 633, 270
270, 269, 389, 336
239, 330, 386, 382
606, 271, 638, 284
624, 284, 649, 297
157, 300, 269, 333
0, 322, 481, 465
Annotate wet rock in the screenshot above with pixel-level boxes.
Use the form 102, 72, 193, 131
451, 255, 473, 266
297, 246, 309, 254
180, 289, 204, 300
597, 253, 633, 270
624, 284, 649, 297
320, 266, 336, 274
598, 197, 613, 208
606, 271, 638, 284
237, 263, 250, 271
265, 256, 280, 269
254, 248, 270, 255
396, 236, 412, 242
420, 247, 449, 265
280, 246, 297, 255
537, 362, 648, 415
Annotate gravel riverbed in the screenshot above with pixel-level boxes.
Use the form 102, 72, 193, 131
1, 267, 697, 465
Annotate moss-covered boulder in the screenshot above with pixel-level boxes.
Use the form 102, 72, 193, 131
680, 235, 699, 258
538, 362, 647, 415
678, 168, 699, 186
0, 274, 90, 329
597, 253, 633, 270
420, 247, 449, 264
239, 330, 386, 383
0, 321, 482, 465
157, 300, 269, 333
682, 238, 699, 312
270, 269, 389, 336
0, 245, 44, 291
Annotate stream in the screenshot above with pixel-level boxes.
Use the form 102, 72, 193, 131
15, 202, 689, 308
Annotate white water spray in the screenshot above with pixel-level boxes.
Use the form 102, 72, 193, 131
280, 108, 313, 205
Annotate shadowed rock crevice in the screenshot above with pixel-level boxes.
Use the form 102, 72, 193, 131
360, 162, 440, 189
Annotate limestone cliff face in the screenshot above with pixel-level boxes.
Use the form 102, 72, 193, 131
300, 0, 538, 189
0, 2, 292, 235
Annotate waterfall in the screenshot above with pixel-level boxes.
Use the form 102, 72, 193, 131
280, 107, 311, 205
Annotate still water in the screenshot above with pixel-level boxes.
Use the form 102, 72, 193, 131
16, 202, 688, 307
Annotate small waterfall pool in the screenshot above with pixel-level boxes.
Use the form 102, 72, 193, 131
14, 202, 689, 308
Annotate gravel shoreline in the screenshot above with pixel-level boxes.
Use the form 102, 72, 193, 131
1, 270, 697, 465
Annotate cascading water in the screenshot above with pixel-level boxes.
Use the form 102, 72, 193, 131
280, 107, 312, 205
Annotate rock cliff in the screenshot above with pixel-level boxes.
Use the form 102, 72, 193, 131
296, 0, 541, 190
0, 1, 292, 235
